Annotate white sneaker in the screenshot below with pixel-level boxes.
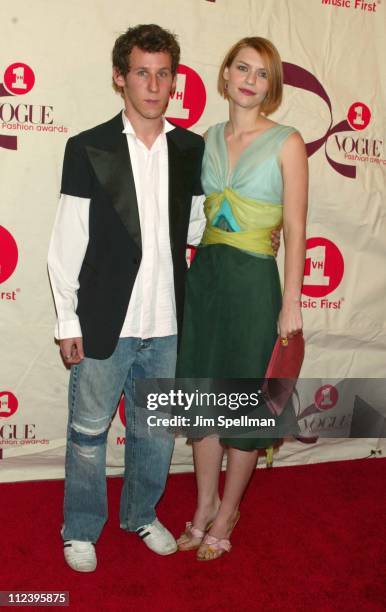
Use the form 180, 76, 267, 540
136, 518, 177, 555
63, 540, 97, 572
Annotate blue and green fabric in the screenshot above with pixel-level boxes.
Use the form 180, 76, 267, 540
177, 122, 297, 450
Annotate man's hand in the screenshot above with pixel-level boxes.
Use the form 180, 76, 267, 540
60, 337, 84, 365
270, 229, 281, 257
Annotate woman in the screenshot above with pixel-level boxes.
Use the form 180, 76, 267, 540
176, 37, 308, 560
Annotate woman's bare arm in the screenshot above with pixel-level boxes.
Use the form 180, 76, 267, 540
278, 132, 308, 338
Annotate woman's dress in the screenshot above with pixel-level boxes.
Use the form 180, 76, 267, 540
176, 122, 297, 450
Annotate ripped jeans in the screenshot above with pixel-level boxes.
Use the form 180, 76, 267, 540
62, 335, 177, 543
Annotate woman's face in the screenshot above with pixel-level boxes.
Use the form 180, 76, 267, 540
223, 46, 269, 110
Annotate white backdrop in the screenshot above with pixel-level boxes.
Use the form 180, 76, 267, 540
1, 0, 385, 482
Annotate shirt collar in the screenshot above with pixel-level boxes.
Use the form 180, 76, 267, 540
121, 110, 175, 136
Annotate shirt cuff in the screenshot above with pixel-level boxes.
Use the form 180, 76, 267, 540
54, 318, 83, 340
187, 195, 206, 246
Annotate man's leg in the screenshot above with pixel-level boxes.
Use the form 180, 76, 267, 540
63, 338, 138, 544
120, 335, 176, 533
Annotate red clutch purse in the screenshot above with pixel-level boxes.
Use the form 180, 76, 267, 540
262, 333, 305, 416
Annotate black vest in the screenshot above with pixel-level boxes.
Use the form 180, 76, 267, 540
61, 113, 204, 359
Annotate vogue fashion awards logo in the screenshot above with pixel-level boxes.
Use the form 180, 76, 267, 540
296, 383, 348, 442
283, 63, 384, 177
0, 391, 49, 456
0, 62, 36, 150
166, 64, 206, 129
0, 61, 68, 150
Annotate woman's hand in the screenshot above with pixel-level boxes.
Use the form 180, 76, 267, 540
270, 228, 281, 257
277, 298, 302, 339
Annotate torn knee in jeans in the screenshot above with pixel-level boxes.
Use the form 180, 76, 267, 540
70, 421, 109, 447
72, 442, 98, 459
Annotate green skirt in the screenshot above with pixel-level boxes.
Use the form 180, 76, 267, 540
176, 244, 282, 450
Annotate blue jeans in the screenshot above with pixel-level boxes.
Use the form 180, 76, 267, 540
62, 335, 177, 543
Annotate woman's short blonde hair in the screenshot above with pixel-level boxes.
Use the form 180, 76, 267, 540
218, 37, 283, 116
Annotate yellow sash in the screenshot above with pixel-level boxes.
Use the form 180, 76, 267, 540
201, 187, 282, 257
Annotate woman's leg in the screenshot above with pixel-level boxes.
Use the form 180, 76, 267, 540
178, 436, 223, 549
198, 446, 258, 560
192, 436, 224, 525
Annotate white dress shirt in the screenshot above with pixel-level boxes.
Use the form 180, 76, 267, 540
48, 112, 206, 341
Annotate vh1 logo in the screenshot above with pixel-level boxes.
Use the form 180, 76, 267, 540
166, 64, 206, 129
168, 73, 189, 120
0, 391, 18, 418
0, 394, 12, 415
302, 237, 344, 298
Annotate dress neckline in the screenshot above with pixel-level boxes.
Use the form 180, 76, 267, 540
222, 122, 281, 181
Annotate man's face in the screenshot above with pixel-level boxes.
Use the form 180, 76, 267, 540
113, 46, 176, 121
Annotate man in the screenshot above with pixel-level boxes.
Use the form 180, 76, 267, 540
48, 24, 205, 572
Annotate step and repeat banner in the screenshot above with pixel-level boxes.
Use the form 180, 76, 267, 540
1, 0, 385, 481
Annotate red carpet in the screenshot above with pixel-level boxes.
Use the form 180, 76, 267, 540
1, 458, 385, 611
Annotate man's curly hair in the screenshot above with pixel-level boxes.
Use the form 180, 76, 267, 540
112, 24, 180, 94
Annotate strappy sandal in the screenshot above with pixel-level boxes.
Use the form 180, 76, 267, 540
177, 521, 213, 551
196, 511, 240, 561
197, 534, 232, 560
